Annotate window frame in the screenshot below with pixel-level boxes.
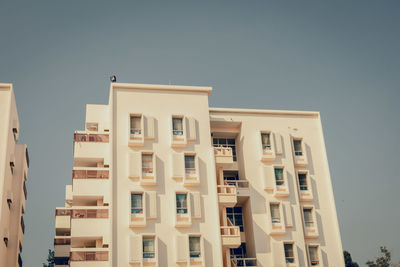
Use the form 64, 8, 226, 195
130, 114, 143, 136
307, 244, 320, 266
283, 242, 295, 264
188, 235, 202, 259
226, 207, 244, 232
131, 192, 144, 215
172, 116, 184, 137
176, 193, 188, 215
142, 235, 156, 259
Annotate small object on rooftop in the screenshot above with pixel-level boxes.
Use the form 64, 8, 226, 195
110, 75, 117, 83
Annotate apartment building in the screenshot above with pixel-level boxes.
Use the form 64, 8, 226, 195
0, 84, 30, 267
54, 82, 344, 267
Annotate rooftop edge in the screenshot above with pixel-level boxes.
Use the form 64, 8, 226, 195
209, 107, 320, 117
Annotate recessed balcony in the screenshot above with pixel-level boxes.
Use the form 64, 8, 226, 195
54, 238, 71, 258
214, 147, 234, 165
220, 226, 241, 248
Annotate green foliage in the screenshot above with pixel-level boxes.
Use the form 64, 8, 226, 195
344, 250, 359, 267
43, 249, 55, 267
366, 246, 391, 267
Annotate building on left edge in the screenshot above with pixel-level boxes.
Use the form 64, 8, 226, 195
0, 83, 29, 267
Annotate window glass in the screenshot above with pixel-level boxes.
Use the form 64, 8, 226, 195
176, 194, 188, 214
143, 236, 155, 258
303, 208, 314, 227
309, 246, 319, 265
274, 168, 284, 186
284, 243, 295, 263
172, 118, 183, 136
131, 194, 143, 214
294, 140, 303, 156
230, 243, 247, 259
270, 203, 280, 223
184, 155, 195, 169
226, 207, 244, 232
298, 173, 308, 190
142, 154, 153, 174
261, 133, 271, 151
130, 115, 142, 135
189, 237, 201, 258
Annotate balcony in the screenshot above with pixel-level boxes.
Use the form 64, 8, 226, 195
71, 209, 109, 237
55, 209, 71, 230
73, 169, 109, 179
217, 185, 237, 207
225, 180, 250, 197
54, 238, 71, 258
231, 258, 257, 267
70, 249, 108, 266
214, 146, 234, 165
220, 226, 241, 248
73, 133, 109, 161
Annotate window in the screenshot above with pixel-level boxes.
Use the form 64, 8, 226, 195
284, 243, 295, 263
13, 128, 18, 142
226, 207, 244, 232
224, 171, 239, 186
131, 193, 143, 214
274, 168, 284, 186
230, 243, 247, 259
172, 117, 184, 136
303, 208, 314, 228
189, 236, 201, 258
184, 155, 196, 176
293, 140, 303, 156
143, 236, 155, 259
176, 193, 188, 214
213, 138, 237, 161
270, 203, 281, 224
130, 115, 142, 135
261, 133, 272, 151
142, 154, 153, 175
309, 245, 319, 266
10, 161, 15, 175
298, 173, 308, 191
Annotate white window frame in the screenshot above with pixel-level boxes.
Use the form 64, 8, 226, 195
307, 244, 321, 266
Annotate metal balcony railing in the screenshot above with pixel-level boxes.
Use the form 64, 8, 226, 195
72, 170, 109, 179
74, 133, 109, 143
71, 209, 108, 219
225, 180, 249, 189
70, 251, 108, 261
231, 258, 257, 267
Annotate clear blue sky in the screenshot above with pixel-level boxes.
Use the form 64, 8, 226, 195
1, 0, 399, 266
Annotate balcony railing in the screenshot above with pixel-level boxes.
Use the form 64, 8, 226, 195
74, 133, 109, 143
72, 170, 109, 179
55, 209, 72, 216
70, 251, 108, 261
20, 216, 25, 234
225, 180, 249, 189
231, 258, 257, 267
71, 209, 108, 219
54, 238, 71, 245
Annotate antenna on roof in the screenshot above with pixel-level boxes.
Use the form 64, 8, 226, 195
110, 75, 117, 83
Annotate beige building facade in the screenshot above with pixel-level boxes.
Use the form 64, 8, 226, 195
54, 82, 344, 267
0, 84, 29, 267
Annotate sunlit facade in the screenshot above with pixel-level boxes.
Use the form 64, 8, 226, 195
54, 82, 344, 267
0, 84, 29, 267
